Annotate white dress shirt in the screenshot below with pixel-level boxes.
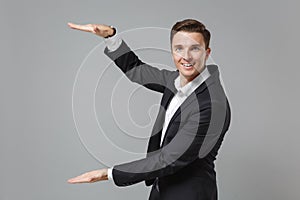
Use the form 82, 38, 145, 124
160, 68, 210, 146
104, 34, 210, 181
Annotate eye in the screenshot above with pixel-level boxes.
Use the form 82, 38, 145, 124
174, 47, 183, 52
191, 46, 201, 51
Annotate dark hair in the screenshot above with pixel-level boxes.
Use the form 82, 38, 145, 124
170, 19, 211, 49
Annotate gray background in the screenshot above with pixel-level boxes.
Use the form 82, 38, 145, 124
1, 0, 299, 200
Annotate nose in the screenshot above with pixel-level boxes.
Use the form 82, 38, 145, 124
182, 50, 192, 61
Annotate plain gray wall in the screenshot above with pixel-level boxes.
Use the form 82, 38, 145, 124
1, 0, 300, 199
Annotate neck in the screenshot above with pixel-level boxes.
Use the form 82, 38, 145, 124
180, 76, 193, 87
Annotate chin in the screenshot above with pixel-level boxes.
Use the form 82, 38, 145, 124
179, 71, 199, 80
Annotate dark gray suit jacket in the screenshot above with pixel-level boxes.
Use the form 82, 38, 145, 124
104, 41, 231, 200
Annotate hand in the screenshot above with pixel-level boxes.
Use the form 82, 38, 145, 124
67, 22, 114, 38
67, 168, 108, 184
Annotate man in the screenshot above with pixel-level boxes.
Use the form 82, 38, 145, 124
67, 19, 231, 200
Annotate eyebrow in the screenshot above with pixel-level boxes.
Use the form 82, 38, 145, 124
173, 44, 183, 48
172, 44, 202, 48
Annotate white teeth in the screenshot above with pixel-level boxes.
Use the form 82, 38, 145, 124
182, 63, 192, 67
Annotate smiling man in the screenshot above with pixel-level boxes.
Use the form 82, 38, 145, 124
68, 19, 231, 200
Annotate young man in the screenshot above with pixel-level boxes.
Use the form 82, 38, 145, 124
68, 19, 231, 200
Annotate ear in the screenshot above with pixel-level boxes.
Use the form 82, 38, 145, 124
205, 48, 211, 60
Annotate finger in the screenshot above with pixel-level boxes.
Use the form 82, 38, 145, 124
67, 177, 91, 184
67, 22, 90, 31
67, 173, 89, 183
67, 22, 93, 32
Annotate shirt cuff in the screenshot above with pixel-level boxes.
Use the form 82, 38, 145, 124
104, 34, 122, 52
107, 167, 114, 180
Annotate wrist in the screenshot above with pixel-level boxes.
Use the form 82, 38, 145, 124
102, 168, 108, 180
105, 26, 116, 38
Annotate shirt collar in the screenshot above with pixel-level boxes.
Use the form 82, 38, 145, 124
174, 66, 211, 96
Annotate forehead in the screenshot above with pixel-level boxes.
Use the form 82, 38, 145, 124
172, 31, 205, 46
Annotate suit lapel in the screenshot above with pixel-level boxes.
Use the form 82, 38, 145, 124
160, 66, 220, 147
166, 82, 208, 128
146, 84, 176, 154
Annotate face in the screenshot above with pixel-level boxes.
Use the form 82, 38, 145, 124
171, 31, 211, 85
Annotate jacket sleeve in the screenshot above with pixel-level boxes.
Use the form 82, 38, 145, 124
104, 40, 174, 93
110, 98, 228, 186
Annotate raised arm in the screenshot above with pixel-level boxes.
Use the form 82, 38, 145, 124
68, 22, 175, 93
104, 40, 176, 93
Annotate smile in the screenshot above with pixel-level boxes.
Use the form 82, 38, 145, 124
181, 63, 194, 68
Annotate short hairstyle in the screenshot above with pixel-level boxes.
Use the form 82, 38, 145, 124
170, 19, 211, 49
